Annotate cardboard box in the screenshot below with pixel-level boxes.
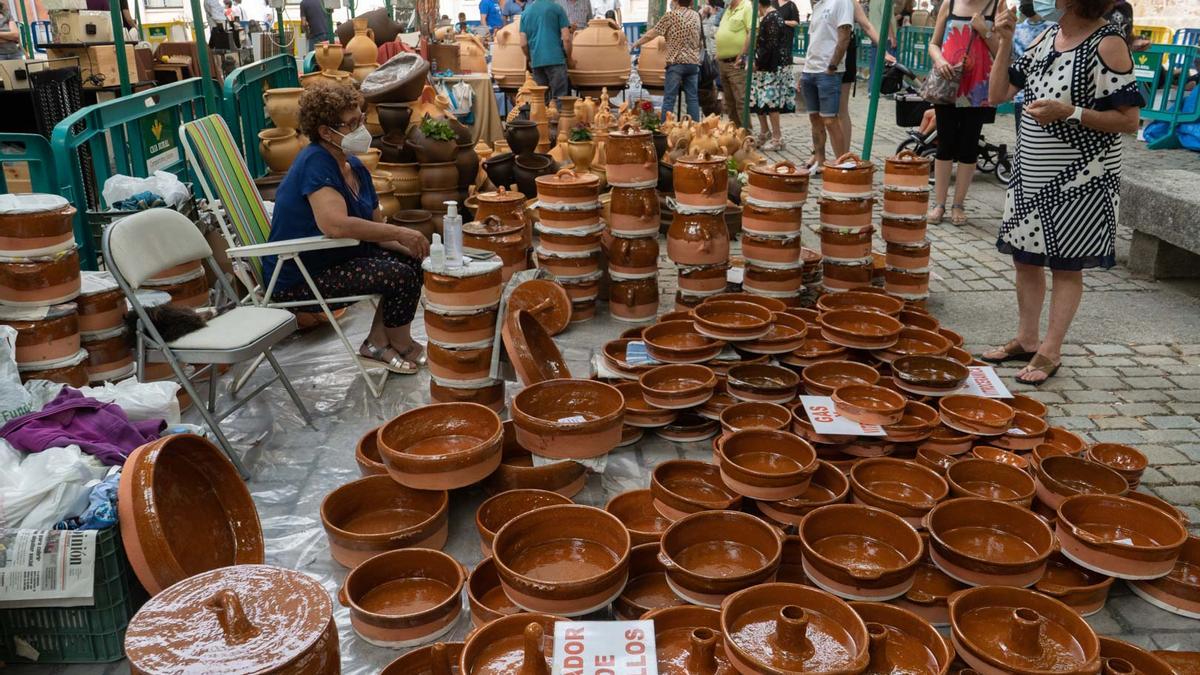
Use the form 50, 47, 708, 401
46, 45, 138, 88
49, 10, 114, 43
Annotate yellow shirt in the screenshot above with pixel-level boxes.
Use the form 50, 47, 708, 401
715, 0, 751, 59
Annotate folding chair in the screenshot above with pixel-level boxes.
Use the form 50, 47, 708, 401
179, 114, 389, 397
103, 208, 312, 478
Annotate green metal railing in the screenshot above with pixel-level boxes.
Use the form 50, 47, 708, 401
0, 133, 57, 193
897, 25, 934, 76
221, 54, 301, 177
1133, 44, 1200, 150
793, 21, 809, 57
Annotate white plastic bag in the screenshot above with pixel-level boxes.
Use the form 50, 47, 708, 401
102, 171, 190, 210
0, 326, 34, 425
78, 379, 181, 424
0, 440, 108, 530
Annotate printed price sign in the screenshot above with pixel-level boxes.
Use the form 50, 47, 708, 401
553, 620, 657, 675
959, 366, 1012, 399
798, 396, 886, 436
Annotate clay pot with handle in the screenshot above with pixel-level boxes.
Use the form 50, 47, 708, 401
262, 87, 303, 129
668, 211, 730, 266
314, 42, 345, 72
345, 17, 377, 65
605, 124, 657, 186
823, 151, 876, 198
674, 152, 729, 209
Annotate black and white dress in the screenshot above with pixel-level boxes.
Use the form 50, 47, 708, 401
997, 23, 1144, 270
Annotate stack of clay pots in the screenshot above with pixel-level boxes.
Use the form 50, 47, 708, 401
422, 256, 506, 411
819, 152, 877, 292
260, 87, 305, 175
742, 160, 810, 306
77, 272, 134, 384
374, 101, 418, 212
882, 150, 933, 303
466, 186, 530, 282
668, 150, 730, 311
535, 169, 604, 322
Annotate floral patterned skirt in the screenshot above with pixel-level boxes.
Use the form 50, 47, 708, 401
749, 65, 796, 114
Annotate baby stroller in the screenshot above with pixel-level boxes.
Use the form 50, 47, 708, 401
884, 62, 1014, 186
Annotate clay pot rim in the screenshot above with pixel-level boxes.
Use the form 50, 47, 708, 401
972, 445, 1030, 470
377, 402, 503, 462
639, 363, 717, 395
820, 308, 904, 338
833, 384, 907, 414
705, 292, 788, 313
642, 320, 724, 353
1036, 455, 1130, 496
748, 159, 811, 179
719, 401, 793, 431
927, 497, 1054, 562
465, 555, 502, 608
659, 510, 783, 581
775, 460, 852, 508
891, 355, 970, 387
887, 400, 940, 432
1097, 637, 1176, 675
1057, 494, 1188, 552
802, 359, 881, 390
851, 458, 949, 508
938, 394, 1015, 430
719, 429, 817, 479
799, 503, 924, 575
341, 547, 466, 622
816, 291, 904, 316
1044, 426, 1087, 454
945, 457, 1035, 499
510, 377, 625, 429
459, 612, 569, 672
491, 503, 632, 587
848, 600, 953, 670
693, 300, 774, 330
726, 363, 801, 390
604, 488, 665, 536
1086, 443, 1149, 472
652, 459, 740, 509
476, 488, 574, 539
319, 477, 447, 542
1035, 552, 1116, 596
639, 603, 721, 628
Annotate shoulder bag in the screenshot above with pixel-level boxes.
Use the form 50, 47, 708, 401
698, 11, 719, 88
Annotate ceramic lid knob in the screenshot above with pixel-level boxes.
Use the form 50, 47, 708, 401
864, 622, 892, 673
686, 628, 720, 675
1010, 608, 1047, 659
776, 605, 815, 660
205, 589, 262, 645
1102, 657, 1136, 675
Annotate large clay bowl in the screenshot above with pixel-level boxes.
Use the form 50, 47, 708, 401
355, 425, 387, 476
972, 445, 1031, 472
377, 402, 503, 490
883, 401, 940, 444
492, 504, 630, 616
833, 385, 907, 426
501, 309, 570, 386
817, 291, 904, 317
874, 327, 953, 363
798, 504, 923, 601
1055, 494, 1188, 580
1031, 442, 1070, 468
1033, 552, 1115, 617
706, 292, 789, 313
692, 300, 774, 341
659, 510, 783, 608
484, 421, 587, 497
850, 601, 953, 675
1009, 393, 1049, 419
1097, 638, 1175, 675
945, 458, 1035, 507
1044, 426, 1087, 455
849, 458, 948, 527
1034, 456, 1129, 511
642, 605, 731, 674
466, 556, 522, 628
617, 381, 679, 428
891, 355, 969, 396
381, 642, 464, 675
720, 401, 792, 438
899, 308, 939, 332
926, 497, 1054, 588
756, 460, 850, 526
741, 312, 809, 355
511, 378, 625, 459
459, 612, 567, 674
651, 459, 742, 520
938, 395, 1015, 437
819, 309, 903, 350
476, 489, 573, 556
717, 429, 818, 501
1085, 443, 1148, 488
117, 434, 264, 596
948, 586, 1101, 675
783, 337, 849, 368
1128, 534, 1200, 619
726, 364, 800, 404
338, 547, 465, 648
720, 583, 870, 675
990, 411, 1050, 452
606, 489, 672, 545
613, 542, 685, 620
919, 425, 978, 456
642, 320, 727, 364
321, 475, 449, 568
603, 338, 657, 377
802, 360, 880, 397
916, 447, 958, 476
640, 363, 717, 410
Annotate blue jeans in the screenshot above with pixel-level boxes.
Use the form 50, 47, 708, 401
800, 71, 843, 117
662, 63, 701, 123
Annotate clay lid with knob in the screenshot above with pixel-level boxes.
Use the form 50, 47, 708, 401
749, 160, 811, 178
477, 185, 527, 203
535, 167, 601, 188
508, 279, 572, 336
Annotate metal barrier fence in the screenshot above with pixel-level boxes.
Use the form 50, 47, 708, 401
897, 25, 933, 77
221, 54, 301, 178
794, 21, 808, 57
1133, 44, 1200, 150
624, 21, 647, 54
0, 133, 57, 193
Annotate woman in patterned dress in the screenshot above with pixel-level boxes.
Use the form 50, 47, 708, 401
982, 0, 1143, 385
748, 0, 795, 150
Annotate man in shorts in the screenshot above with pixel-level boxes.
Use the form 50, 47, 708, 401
800, 0, 854, 171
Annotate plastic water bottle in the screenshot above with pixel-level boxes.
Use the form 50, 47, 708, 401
443, 202, 463, 268
429, 233, 446, 271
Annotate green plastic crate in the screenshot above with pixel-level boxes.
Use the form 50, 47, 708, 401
0, 527, 148, 664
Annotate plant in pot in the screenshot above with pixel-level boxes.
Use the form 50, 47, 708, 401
566, 124, 595, 173
406, 115, 458, 164
636, 100, 667, 160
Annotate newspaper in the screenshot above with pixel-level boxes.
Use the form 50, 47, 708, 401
0, 529, 97, 608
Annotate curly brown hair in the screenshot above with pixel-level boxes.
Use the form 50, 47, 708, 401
298, 82, 364, 144
1068, 0, 1116, 20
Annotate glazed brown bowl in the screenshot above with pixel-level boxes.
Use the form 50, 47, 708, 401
642, 605, 731, 674
459, 612, 567, 674
466, 556, 522, 628
783, 337, 850, 368
706, 292, 789, 313
1056, 494, 1188, 580
484, 421, 587, 497
938, 395, 1015, 437
1085, 443, 1148, 488
693, 300, 774, 341
717, 429, 819, 501
377, 402, 504, 490
799, 503, 924, 601
894, 541, 967, 629
658, 510, 783, 608
850, 601, 953, 675
511, 378, 625, 459
919, 425, 978, 456
617, 381, 679, 428
817, 290, 904, 317
639, 364, 718, 410
915, 447, 958, 475
1097, 638, 1176, 675
476, 488, 573, 556
883, 400, 940, 444
720, 401, 792, 437
1009, 393, 1049, 419
1030, 442, 1069, 467
1034, 455, 1129, 510
819, 309, 904, 350
756, 460, 851, 526
613, 542, 685, 620
989, 411, 1049, 453
1128, 534, 1200, 619
926, 497, 1054, 588
874, 328, 952, 364
948, 586, 1100, 675
1033, 551, 1116, 617
802, 360, 880, 397
502, 308, 570, 386
606, 489, 672, 546
642, 320, 727, 363
946, 458, 1036, 507
850, 458, 948, 527
898, 308, 939, 332
740, 312, 810, 355
725, 363, 800, 404
338, 547, 465, 648
320, 475, 450, 568
720, 582, 870, 675
833, 385, 907, 426
971, 445, 1031, 472
1044, 426, 1087, 455
891, 355, 969, 396
381, 642, 464, 675
492, 504, 631, 616
603, 338, 656, 376
355, 425, 387, 476
650, 459, 742, 520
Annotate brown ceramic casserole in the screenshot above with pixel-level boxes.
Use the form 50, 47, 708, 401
726, 363, 800, 404
535, 168, 600, 205
1085, 443, 1148, 488
926, 497, 1054, 588
617, 381, 678, 428
849, 601, 953, 675
605, 232, 659, 275
747, 160, 810, 205
938, 395, 1015, 437
609, 186, 660, 235
463, 216, 526, 281
1055, 494, 1188, 580
511, 378, 625, 459
643, 605, 730, 673
535, 248, 602, 277
17, 348, 90, 387
640, 363, 717, 410
466, 556, 521, 628
535, 222, 605, 254
802, 360, 880, 397
798, 503, 923, 601
819, 197, 874, 230
658, 510, 783, 607
610, 276, 660, 322
891, 355, 969, 396
614, 542, 685, 620
476, 488, 573, 556
881, 216, 928, 245
428, 379, 506, 412
339, 547, 465, 648
885, 268, 930, 299
484, 420, 587, 497
1034, 552, 1116, 617
474, 185, 529, 229
678, 262, 730, 293
668, 211, 730, 266
423, 260, 502, 310
0, 198, 76, 255
887, 240, 931, 271
833, 384, 907, 426
820, 226, 874, 262
501, 308, 569, 386
606, 489, 672, 546
0, 303, 80, 365
605, 125, 657, 186
822, 259, 873, 291
693, 299, 773, 341
741, 311, 809, 354
850, 458, 948, 527
718, 429, 818, 501
720, 401, 792, 437
427, 342, 493, 383
354, 426, 387, 476
76, 274, 127, 334
884, 150, 932, 189
1097, 638, 1176, 675
883, 187, 930, 218
642, 319, 726, 363
742, 202, 804, 235
823, 153, 876, 198
423, 305, 498, 346
82, 326, 134, 382
820, 309, 903, 350
459, 612, 567, 673
743, 264, 804, 294
1128, 534, 1200, 619
320, 475, 449, 568
742, 231, 802, 267
381, 642, 463, 675
674, 152, 729, 208
0, 248, 82, 306
883, 400, 940, 444
1033, 455, 1129, 510
377, 402, 504, 490
756, 460, 851, 526
651, 459, 742, 521
946, 458, 1036, 507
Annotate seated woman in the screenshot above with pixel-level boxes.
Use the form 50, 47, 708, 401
263, 83, 430, 374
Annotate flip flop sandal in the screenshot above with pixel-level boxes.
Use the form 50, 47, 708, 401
980, 339, 1039, 364
358, 342, 419, 375
951, 204, 968, 226
1015, 354, 1061, 387
928, 202, 946, 225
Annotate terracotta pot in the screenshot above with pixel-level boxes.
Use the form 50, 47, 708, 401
741, 202, 803, 236
536, 168, 600, 206
314, 41, 345, 73
742, 231, 802, 268
893, 541, 967, 628
536, 222, 604, 255
605, 125, 657, 186
423, 305, 497, 348
881, 216, 928, 245
851, 601, 953, 675
720, 582, 870, 675
725, 363, 799, 404
0, 248, 82, 306
886, 268, 930, 299
483, 152, 518, 189
0, 303, 80, 365
802, 360, 879, 397
606, 232, 659, 275
887, 241, 932, 275
567, 19, 632, 88
892, 355, 969, 396
832, 385, 907, 426
816, 290, 902, 316
719, 401, 792, 437
880, 400, 939, 444
1097, 638, 1176, 675
609, 186, 660, 235
474, 185, 529, 232
476, 488, 573, 556
926, 497, 1054, 588
617, 380, 678, 428
609, 276, 660, 322
820, 226, 873, 262
466, 556, 522, 628
716, 429, 818, 501
320, 474, 449, 568
651, 459, 742, 521
262, 86, 302, 129
823, 152, 875, 198
747, 160, 810, 205
344, 17, 377, 65
354, 426, 387, 476
740, 312, 809, 355
423, 261, 502, 310
427, 342, 493, 383
81, 327, 133, 382
506, 279, 572, 337
1034, 455, 1129, 511
490, 19, 527, 86
0, 198, 76, 256
381, 642, 463, 675
1085, 443, 1147, 488
819, 197, 874, 230
501, 308, 569, 387
938, 395, 1015, 437
1034, 552, 1116, 617
459, 612, 567, 673
1044, 426, 1087, 455
820, 309, 904, 351
1055, 494, 1188, 580
406, 125, 457, 164
822, 259, 873, 292
377, 402, 503, 490
885, 150, 932, 189
948, 586, 1100, 675
1124, 490, 1190, 527
513, 153, 557, 199
485, 421, 587, 497
919, 424, 978, 456
566, 139, 596, 173
71, 277, 123, 337
659, 510, 783, 608
883, 187, 930, 218
849, 458, 948, 527
781, 338, 850, 370
876, 327, 952, 363
462, 218, 525, 282
798, 502, 923, 601
492, 504, 630, 616
692, 300, 772, 341
613, 542, 685, 620
668, 211, 730, 266
606, 489, 672, 546
1128, 534, 1200, 619
741, 264, 804, 297
511, 378, 624, 459
945, 458, 1035, 507
643, 605, 731, 674
674, 152, 729, 208
641, 320, 725, 364
338, 548, 465, 648
505, 120, 540, 157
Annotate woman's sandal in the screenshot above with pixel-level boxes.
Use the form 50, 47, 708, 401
1015, 354, 1061, 387
980, 339, 1039, 364
397, 343, 427, 367
929, 202, 946, 224
358, 341, 419, 375
951, 203, 968, 226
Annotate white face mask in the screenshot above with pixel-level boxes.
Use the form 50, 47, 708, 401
331, 124, 373, 156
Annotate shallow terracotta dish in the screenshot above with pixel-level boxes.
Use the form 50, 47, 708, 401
850, 458, 948, 527
798, 503, 923, 601
945, 458, 1035, 507
355, 425, 387, 476
1098, 637, 1176, 675
725, 363, 800, 404
1031, 442, 1070, 468
720, 582, 870, 675
833, 384, 908, 426
850, 601, 954, 675
991, 411, 1049, 452
739, 312, 809, 355
602, 338, 657, 376
971, 445, 1031, 472
756, 460, 850, 526
484, 421, 587, 497
918, 424, 978, 456
894, 542, 967, 628
1009, 393, 1049, 419
1125, 490, 1190, 526
339, 547, 465, 648
613, 542, 686, 620
948, 586, 1100, 675
706, 292, 789, 313
642, 605, 731, 674
915, 447, 958, 475
321, 475, 450, 568
651, 459, 743, 520
926, 497, 1054, 588
1033, 551, 1115, 617
377, 402, 504, 490
938, 395, 1015, 437
511, 378, 625, 459
1034, 455, 1129, 510
891, 355, 969, 396
1085, 443, 1148, 488
874, 327, 953, 363
459, 612, 566, 673
899, 308, 939, 332
782, 337, 849, 368
466, 556, 522, 628
1044, 426, 1087, 455
817, 290, 904, 317
659, 510, 783, 608
606, 489, 672, 545
1055, 494, 1188, 580
819, 309, 903, 350
693, 300, 774, 341
657, 413, 721, 443
476, 489, 573, 556
1128, 535, 1200, 619
640, 363, 718, 410
381, 642, 464, 675
883, 400, 940, 444
642, 320, 727, 363
717, 429, 819, 501
492, 504, 630, 616
802, 360, 880, 397
616, 381, 679, 427
719, 401, 792, 438
118, 434, 264, 595
502, 309, 570, 386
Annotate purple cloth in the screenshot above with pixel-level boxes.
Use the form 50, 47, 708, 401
0, 388, 165, 465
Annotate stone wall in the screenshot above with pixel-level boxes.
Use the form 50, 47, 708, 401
1132, 0, 1199, 33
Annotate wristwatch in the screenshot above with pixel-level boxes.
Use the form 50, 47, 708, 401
1066, 105, 1083, 125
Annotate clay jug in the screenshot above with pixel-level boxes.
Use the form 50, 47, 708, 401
567, 140, 595, 173
456, 33, 488, 73
258, 128, 302, 173
352, 62, 378, 82
688, 131, 721, 157
733, 137, 765, 172
314, 42, 345, 72
637, 37, 667, 89
568, 19, 631, 88
409, 84, 451, 123
491, 18, 527, 88
346, 18, 377, 66
262, 87, 302, 129
505, 120, 540, 158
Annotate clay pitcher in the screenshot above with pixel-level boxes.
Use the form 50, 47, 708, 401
688, 131, 721, 157
733, 137, 765, 172
576, 97, 596, 126
314, 42, 345, 72
568, 19, 632, 88
346, 18, 377, 66
456, 33, 488, 72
